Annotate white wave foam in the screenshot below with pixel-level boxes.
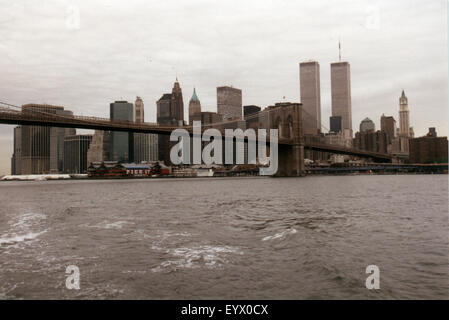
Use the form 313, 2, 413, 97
262, 228, 297, 241
151, 245, 242, 272
83, 220, 132, 230
0, 230, 47, 246
10, 212, 47, 230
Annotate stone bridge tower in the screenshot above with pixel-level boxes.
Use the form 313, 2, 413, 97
259, 102, 305, 177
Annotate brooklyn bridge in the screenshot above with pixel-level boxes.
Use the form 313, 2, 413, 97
0, 101, 392, 176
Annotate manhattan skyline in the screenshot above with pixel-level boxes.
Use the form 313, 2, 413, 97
0, 0, 447, 174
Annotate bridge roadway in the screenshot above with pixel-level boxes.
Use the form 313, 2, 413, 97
0, 106, 392, 162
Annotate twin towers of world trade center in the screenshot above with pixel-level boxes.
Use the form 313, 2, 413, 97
299, 59, 352, 139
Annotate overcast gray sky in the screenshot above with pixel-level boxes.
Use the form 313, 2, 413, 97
0, 0, 447, 174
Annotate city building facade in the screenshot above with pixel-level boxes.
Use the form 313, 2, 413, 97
63, 134, 93, 173
409, 128, 448, 163
19, 104, 74, 174
397, 90, 413, 154
110, 101, 134, 163
11, 126, 21, 175
380, 114, 397, 145
157, 80, 185, 164
217, 86, 242, 121
188, 88, 201, 124
87, 130, 110, 165
353, 130, 388, 154
359, 117, 375, 133
329, 116, 342, 133
300, 61, 321, 135
331, 62, 352, 138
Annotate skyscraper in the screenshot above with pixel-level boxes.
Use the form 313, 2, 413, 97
110, 101, 134, 163
50, 110, 76, 173
397, 90, 412, 153
189, 88, 201, 124
11, 126, 21, 175
63, 134, 93, 173
300, 61, 321, 135
171, 79, 184, 125
157, 79, 185, 126
329, 116, 342, 133
399, 90, 410, 137
20, 104, 73, 174
359, 117, 375, 132
134, 96, 144, 123
87, 130, 110, 165
331, 62, 352, 137
133, 96, 154, 163
380, 114, 396, 145
157, 79, 185, 164
217, 86, 242, 121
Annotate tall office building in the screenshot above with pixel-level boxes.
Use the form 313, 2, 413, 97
399, 90, 410, 137
133, 134, 150, 163
11, 126, 21, 175
133, 96, 153, 163
189, 88, 201, 124
331, 62, 352, 137
157, 80, 185, 126
157, 79, 185, 164
380, 114, 396, 145
63, 134, 93, 173
87, 130, 110, 165
359, 117, 375, 132
134, 96, 144, 123
329, 116, 342, 133
148, 134, 159, 162
110, 101, 134, 163
171, 79, 184, 125
397, 90, 412, 153
50, 110, 76, 173
300, 61, 321, 135
217, 86, 242, 121
20, 104, 73, 174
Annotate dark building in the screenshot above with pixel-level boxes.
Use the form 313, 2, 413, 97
427, 127, 437, 138
330, 116, 342, 133
380, 114, 396, 145
63, 134, 93, 173
353, 130, 388, 154
190, 111, 223, 125
409, 128, 448, 163
11, 126, 21, 175
110, 101, 134, 163
243, 105, 261, 118
243, 105, 261, 130
157, 79, 185, 164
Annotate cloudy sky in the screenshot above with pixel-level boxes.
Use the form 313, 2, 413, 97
0, 0, 447, 174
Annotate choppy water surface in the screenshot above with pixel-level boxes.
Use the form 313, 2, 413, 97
0, 175, 447, 299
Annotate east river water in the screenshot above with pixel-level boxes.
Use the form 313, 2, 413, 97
0, 175, 447, 299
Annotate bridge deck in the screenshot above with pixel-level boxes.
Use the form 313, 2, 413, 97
0, 106, 391, 161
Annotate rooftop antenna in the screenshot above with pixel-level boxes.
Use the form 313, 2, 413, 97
338, 37, 342, 62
